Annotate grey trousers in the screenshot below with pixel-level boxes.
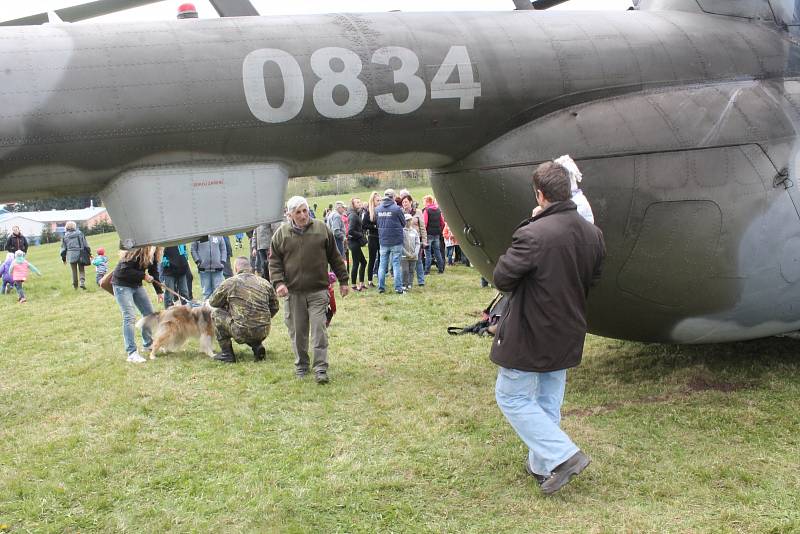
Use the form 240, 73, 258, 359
402, 258, 416, 287
69, 262, 85, 288
284, 289, 330, 372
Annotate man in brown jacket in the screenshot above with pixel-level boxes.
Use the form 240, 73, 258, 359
269, 196, 350, 383
491, 161, 605, 495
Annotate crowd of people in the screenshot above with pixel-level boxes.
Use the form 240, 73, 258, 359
317, 188, 464, 294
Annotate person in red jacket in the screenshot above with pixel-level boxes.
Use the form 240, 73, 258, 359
491, 161, 605, 495
422, 196, 446, 274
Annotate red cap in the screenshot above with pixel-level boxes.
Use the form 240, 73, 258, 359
177, 3, 198, 19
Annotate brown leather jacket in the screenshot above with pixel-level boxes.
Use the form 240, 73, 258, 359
489, 200, 605, 372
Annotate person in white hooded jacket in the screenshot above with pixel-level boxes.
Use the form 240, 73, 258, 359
554, 154, 594, 223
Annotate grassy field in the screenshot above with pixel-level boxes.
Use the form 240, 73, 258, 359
1, 197, 799, 532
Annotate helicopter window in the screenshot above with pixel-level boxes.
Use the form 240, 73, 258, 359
769, 0, 800, 24
695, 0, 775, 21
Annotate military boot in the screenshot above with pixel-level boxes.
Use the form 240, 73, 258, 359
251, 343, 266, 362
213, 338, 236, 363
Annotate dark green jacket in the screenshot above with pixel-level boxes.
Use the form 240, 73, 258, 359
269, 220, 348, 293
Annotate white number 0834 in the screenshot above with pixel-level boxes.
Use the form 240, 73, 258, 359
243, 45, 481, 124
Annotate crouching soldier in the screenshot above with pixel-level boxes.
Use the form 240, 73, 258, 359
209, 256, 279, 363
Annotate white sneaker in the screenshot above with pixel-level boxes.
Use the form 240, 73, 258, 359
127, 351, 147, 364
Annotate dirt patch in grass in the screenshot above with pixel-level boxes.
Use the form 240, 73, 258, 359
686, 376, 751, 393
566, 374, 756, 417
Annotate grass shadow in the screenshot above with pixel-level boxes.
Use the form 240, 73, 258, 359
592, 336, 800, 384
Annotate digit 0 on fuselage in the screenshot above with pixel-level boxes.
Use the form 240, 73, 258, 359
3, 0, 800, 343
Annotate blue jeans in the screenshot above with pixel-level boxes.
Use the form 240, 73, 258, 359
162, 273, 189, 308
425, 235, 445, 273
495, 367, 579, 476
446, 245, 455, 265
334, 236, 345, 258
113, 285, 154, 355
415, 256, 425, 285
199, 270, 224, 300
378, 244, 403, 292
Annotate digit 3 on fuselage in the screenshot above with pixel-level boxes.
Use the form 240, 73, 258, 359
3, 0, 800, 344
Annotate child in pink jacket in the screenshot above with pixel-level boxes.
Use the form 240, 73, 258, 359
10, 250, 41, 303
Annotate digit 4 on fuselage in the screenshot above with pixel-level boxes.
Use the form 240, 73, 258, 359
3, 0, 800, 344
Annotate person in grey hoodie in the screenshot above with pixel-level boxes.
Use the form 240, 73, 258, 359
326, 201, 347, 258
191, 235, 227, 300
255, 221, 282, 280
59, 220, 90, 289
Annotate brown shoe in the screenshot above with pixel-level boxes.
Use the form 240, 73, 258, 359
540, 451, 590, 495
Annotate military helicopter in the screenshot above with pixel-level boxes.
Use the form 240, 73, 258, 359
2, 0, 800, 344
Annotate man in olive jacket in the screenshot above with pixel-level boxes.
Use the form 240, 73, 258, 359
269, 196, 350, 384
491, 161, 605, 495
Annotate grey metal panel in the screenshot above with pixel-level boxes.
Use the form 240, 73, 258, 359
617, 200, 723, 307
100, 163, 288, 247
455, 82, 795, 171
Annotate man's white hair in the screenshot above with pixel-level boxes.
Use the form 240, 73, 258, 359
286, 196, 309, 213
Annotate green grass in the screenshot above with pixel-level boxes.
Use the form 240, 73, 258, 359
1, 223, 799, 532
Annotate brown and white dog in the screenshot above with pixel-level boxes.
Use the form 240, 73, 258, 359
136, 303, 215, 358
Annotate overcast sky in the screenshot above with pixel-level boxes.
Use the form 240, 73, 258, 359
3, 0, 634, 23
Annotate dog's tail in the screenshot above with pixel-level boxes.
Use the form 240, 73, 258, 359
136, 312, 161, 333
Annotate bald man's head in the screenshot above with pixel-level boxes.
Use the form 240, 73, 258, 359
234, 256, 253, 274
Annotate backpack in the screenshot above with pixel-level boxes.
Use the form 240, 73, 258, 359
448, 293, 508, 336
402, 228, 420, 259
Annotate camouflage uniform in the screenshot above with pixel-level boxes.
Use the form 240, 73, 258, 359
208, 272, 279, 350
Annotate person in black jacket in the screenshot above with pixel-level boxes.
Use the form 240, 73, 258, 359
491, 161, 605, 495
5, 226, 28, 254
363, 191, 381, 287
347, 198, 368, 291
161, 245, 190, 308
111, 245, 164, 363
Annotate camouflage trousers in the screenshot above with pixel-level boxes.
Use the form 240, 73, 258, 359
212, 308, 270, 346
